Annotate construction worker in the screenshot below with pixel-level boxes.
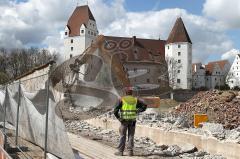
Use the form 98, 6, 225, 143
114, 87, 147, 156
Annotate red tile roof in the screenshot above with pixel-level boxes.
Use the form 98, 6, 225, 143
104, 36, 166, 63
166, 17, 192, 44
67, 5, 95, 37
205, 60, 229, 75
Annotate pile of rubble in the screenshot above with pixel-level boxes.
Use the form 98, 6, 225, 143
172, 90, 240, 129
99, 110, 240, 142
65, 120, 226, 159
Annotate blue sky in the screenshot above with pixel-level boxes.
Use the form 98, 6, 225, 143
124, 0, 204, 14
1, 0, 240, 63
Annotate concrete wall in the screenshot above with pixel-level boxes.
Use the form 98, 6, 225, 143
173, 90, 198, 102
123, 62, 169, 95
86, 118, 240, 159
18, 66, 50, 92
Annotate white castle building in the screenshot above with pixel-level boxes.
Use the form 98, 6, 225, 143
165, 17, 192, 89
64, 5, 193, 91
192, 60, 231, 89
64, 5, 98, 60
226, 54, 240, 88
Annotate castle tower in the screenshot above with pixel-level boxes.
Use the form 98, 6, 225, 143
165, 17, 192, 89
64, 5, 98, 60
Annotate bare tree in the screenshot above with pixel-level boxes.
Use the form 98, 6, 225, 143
166, 57, 182, 88
165, 57, 182, 99
0, 47, 59, 81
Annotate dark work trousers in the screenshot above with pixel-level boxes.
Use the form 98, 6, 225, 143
118, 120, 136, 152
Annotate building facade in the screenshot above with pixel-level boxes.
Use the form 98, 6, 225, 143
64, 6, 98, 60
226, 54, 240, 88
165, 17, 192, 89
192, 63, 205, 89
192, 60, 231, 89
64, 5, 193, 91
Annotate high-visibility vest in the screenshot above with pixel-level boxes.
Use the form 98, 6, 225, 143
120, 96, 137, 120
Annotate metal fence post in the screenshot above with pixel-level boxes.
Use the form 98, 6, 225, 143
15, 81, 21, 145
44, 72, 50, 159
3, 85, 7, 150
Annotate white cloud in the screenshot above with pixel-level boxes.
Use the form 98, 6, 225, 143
221, 49, 240, 62
96, 7, 233, 63
0, 0, 236, 63
203, 0, 240, 28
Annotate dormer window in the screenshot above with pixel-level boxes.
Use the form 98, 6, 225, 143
81, 30, 84, 34
65, 32, 67, 35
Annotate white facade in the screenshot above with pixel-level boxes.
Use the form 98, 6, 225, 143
192, 63, 205, 88
64, 19, 98, 60
192, 61, 230, 90
226, 54, 240, 88
205, 64, 225, 89
165, 42, 192, 89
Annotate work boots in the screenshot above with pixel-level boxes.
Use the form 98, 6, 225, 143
127, 151, 133, 156
114, 151, 123, 156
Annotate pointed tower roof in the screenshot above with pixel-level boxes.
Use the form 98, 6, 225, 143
67, 5, 95, 37
166, 17, 192, 44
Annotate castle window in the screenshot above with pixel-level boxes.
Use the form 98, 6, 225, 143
94, 33, 96, 36
81, 30, 84, 34
70, 54, 73, 58
168, 46, 169, 50
88, 31, 90, 34
147, 79, 150, 83
178, 52, 181, 56
93, 24, 95, 27
178, 70, 180, 73
178, 44, 181, 48
71, 39, 73, 43
91, 32, 93, 35
177, 79, 181, 83
65, 32, 67, 35
71, 47, 73, 51
178, 59, 181, 63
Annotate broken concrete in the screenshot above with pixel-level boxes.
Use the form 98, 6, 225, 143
83, 118, 240, 159
65, 120, 227, 159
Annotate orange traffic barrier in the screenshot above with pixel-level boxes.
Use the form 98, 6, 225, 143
142, 97, 160, 108
194, 114, 208, 128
